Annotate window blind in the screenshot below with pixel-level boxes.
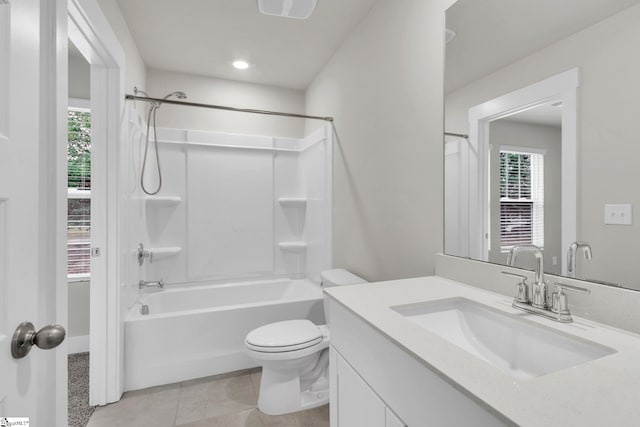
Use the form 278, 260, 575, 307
499, 150, 544, 250
68, 108, 91, 278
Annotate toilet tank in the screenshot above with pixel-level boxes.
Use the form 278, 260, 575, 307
321, 269, 367, 324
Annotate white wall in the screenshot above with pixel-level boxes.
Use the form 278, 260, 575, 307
146, 68, 305, 138
68, 280, 90, 337
68, 53, 90, 100
96, 0, 146, 91
305, 0, 455, 282
488, 120, 562, 274
444, 137, 466, 257
445, 3, 640, 289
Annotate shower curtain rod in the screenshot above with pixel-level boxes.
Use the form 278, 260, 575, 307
444, 132, 469, 139
125, 94, 334, 122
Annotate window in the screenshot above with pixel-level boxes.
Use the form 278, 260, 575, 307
499, 149, 544, 250
68, 108, 91, 279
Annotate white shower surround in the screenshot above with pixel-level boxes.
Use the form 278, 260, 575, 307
131, 124, 333, 292
124, 278, 324, 390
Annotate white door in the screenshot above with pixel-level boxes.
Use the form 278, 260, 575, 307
0, 0, 65, 424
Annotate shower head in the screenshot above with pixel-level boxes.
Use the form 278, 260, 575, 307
163, 91, 187, 100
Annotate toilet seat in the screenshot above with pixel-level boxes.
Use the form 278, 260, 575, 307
245, 319, 322, 353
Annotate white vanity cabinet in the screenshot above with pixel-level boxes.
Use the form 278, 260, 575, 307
327, 295, 508, 427
331, 348, 406, 427
325, 274, 640, 426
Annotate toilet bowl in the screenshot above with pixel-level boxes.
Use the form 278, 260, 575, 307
244, 269, 367, 415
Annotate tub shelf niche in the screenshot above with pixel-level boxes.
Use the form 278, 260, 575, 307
278, 197, 307, 208
278, 242, 307, 252
144, 196, 182, 207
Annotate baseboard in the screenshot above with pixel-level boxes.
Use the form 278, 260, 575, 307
68, 335, 90, 354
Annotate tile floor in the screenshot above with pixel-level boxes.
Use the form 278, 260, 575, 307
86, 369, 329, 427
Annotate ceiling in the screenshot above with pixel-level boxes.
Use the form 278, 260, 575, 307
502, 103, 562, 128
115, 0, 378, 90
445, 0, 640, 94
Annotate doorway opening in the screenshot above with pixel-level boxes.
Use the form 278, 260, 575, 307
67, 38, 94, 426
67, 0, 126, 413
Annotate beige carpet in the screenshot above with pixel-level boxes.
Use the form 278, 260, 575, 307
68, 352, 95, 427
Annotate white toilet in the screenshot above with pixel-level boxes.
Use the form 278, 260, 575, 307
244, 269, 367, 415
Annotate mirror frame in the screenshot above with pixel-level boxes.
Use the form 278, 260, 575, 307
463, 68, 579, 275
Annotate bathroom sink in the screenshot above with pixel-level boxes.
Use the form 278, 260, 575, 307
391, 298, 615, 379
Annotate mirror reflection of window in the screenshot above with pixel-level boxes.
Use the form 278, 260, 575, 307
486, 113, 561, 274
499, 149, 544, 251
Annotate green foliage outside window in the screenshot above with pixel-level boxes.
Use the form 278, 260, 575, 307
68, 110, 91, 189
67, 109, 91, 276
499, 152, 531, 200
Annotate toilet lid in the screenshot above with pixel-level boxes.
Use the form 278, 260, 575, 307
245, 320, 322, 352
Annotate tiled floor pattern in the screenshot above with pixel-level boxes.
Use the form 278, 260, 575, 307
86, 369, 329, 427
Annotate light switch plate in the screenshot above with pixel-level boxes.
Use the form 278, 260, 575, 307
604, 204, 633, 225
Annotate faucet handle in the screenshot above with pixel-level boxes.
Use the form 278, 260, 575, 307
553, 282, 590, 295
137, 243, 153, 266
551, 285, 569, 315
502, 271, 527, 280
551, 282, 589, 318
502, 271, 529, 304
550, 282, 581, 322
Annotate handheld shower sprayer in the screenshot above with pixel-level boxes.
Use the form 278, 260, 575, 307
135, 87, 188, 195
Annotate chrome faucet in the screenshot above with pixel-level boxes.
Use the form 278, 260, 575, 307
503, 245, 591, 323
567, 241, 592, 278
139, 279, 164, 290
507, 245, 546, 308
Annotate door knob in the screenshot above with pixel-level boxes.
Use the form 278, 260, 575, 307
11, 322, 66, 359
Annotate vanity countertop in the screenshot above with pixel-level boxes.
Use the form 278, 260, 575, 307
324, 276, 640, 426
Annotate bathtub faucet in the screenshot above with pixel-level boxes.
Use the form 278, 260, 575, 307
139, 279, 164, 290
137, 243, 153, 266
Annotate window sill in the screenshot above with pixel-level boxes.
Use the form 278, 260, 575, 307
500, 247, 545, 254
68, 274, 90, 283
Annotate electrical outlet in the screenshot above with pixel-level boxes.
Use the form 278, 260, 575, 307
604, 204, 633, 225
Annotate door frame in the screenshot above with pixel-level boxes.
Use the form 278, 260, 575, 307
467, 68, 579, 274
67, 0, 125, 406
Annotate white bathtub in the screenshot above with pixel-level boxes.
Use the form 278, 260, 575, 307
124, 278, 324, 391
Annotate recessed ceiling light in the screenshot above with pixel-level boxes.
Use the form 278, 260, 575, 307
233, 60, 250, 70
258, 0, 318, 19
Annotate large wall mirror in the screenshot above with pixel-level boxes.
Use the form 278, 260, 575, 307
444, 0, 640, 291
